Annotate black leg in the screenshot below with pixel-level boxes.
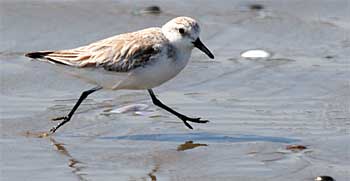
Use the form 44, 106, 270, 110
49, 86, 102, 134
148, 89, 208, 129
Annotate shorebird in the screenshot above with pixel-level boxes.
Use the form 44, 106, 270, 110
25, 16, 214, 134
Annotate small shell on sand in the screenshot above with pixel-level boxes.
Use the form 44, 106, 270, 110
286, 145, 307, 151
241, 49, 271, 59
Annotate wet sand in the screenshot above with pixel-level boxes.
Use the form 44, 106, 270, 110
1, 0, 349, 180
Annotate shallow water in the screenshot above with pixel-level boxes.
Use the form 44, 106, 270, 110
1, 0, 350, 181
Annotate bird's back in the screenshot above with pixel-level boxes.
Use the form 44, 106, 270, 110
25, 27, 169, 72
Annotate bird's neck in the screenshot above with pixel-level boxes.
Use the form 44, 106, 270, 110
171, 45, 192, 72
172, 43, 191, 58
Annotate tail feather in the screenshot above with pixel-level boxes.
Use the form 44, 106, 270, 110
25, 51, 54, 59
25, 51, 76, 66
25, 49, 93, 67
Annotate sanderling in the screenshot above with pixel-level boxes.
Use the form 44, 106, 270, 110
25, 16, 214, 134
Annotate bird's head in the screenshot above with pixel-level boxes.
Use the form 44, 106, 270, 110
162, 17, 214, 59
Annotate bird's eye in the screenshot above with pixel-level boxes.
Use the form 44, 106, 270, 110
178, 28, 185, 35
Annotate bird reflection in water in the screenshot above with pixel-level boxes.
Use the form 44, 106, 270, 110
23, 131, 88, 181
147, 163, 160, 181
50, 138, 88, 181
144, 141, 207, 181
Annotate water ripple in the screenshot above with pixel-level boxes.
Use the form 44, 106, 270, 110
96, 132, 299, 143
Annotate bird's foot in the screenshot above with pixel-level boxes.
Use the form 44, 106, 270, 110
49, 126, 58, 134
179, 115, 209, 129
49, 116, 70, 134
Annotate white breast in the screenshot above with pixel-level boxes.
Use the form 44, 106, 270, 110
113, 47, 192, 90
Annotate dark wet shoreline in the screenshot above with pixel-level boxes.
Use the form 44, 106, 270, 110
1, 0, 349, 180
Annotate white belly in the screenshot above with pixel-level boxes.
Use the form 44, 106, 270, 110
113, 52, 191, 90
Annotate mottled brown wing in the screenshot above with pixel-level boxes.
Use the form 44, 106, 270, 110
25, 28, 168, 72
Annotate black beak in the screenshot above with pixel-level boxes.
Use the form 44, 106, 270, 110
192, 38, 214, 59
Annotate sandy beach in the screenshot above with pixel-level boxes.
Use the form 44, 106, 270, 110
1, 0, 349, 180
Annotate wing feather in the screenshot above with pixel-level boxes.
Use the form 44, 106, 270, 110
25, 28, 168, 72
